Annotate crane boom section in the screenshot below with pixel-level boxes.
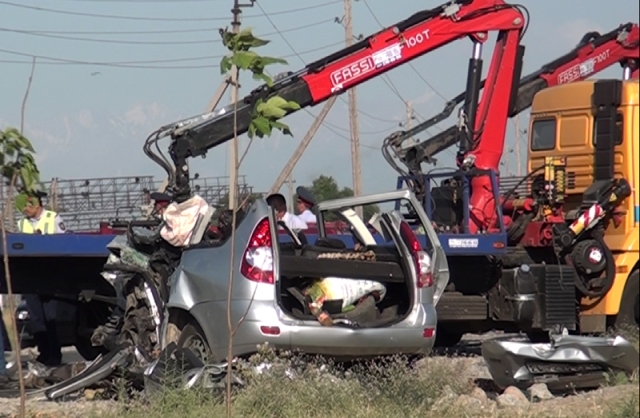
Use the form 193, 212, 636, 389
397, 23, 639, 168
162, 0, 526, 201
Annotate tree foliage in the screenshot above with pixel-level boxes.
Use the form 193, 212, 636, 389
0, 127, 42, 212
220, 27, 300, 140
296, 175, 380, 221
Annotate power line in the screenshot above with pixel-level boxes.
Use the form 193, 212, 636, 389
254, 1, 401, 126
51, 0, 221, 2
359, 0, 448, 102
7, 18, 334, 36
0, 40, 344, 68
0, 0, 342, 22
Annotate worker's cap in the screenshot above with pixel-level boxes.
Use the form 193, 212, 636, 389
266, 193, 286, 205
25, 190, 47, 202
150, 191, 172, 203
296, 186, 316, 207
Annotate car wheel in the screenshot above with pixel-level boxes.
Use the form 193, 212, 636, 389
434, 329, 464, 347
74, 334, 107, 361
614, 270, 639, 330
176, 322, 212, 364
526, 331, 550, 343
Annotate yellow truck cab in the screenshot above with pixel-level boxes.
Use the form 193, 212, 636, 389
528, 78, 639, 331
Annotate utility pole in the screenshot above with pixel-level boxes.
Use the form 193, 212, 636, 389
287, 173, 296, 212
405, 101, 416, 144
228, 0, 254, 210
203, 0, 254, 210
268, 98, 337, 195
514, 115, 522, 176
344, 0, 363, 217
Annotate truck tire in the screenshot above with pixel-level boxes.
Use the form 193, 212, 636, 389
176, 322, 212, 364
614, 270, 639, 330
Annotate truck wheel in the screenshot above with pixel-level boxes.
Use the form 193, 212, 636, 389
176, 322, 212, 364
614, 270, 639, 330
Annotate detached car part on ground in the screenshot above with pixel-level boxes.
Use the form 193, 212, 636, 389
98, 189, 450, 364
482, 332, 639, 392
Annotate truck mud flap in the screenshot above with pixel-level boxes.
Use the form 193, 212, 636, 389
44, 343, 134, 400
481, 334, 639, 392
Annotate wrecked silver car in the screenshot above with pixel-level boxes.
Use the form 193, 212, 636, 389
159, 189, 449, 363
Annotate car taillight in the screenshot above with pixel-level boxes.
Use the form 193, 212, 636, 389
399, 221, 434, 288
240, 218, 274, 284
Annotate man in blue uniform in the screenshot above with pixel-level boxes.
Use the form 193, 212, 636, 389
296, 186, 317, 224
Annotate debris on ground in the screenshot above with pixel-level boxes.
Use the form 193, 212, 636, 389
481, 333, 639, 391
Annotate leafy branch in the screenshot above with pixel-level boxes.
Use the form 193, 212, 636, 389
219, 26, 301, 418
1, 126, 40, 418
219, 27, 300, 140
0, 127, 42, 212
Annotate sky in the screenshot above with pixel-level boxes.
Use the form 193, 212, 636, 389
1, 0, 638, 195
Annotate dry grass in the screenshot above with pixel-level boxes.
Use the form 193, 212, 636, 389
93, 343, 639, 418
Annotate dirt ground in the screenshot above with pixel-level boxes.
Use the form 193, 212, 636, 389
0, 333, 636, 418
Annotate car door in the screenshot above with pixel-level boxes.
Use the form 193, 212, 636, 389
385, 209, 449, 306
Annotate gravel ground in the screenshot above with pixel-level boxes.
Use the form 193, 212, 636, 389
0, 333, 636, 418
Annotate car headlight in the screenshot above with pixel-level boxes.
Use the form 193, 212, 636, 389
17, 311, 29, 321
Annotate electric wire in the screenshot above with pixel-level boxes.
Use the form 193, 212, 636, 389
254, 1, 402, 125
254, 1, 399, 144
0, 0, 342, 22
359, 0, 448, 102
0, 40, 344, 68
0, 18, 335, 44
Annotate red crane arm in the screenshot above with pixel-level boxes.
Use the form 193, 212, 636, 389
300, 0, 524, 102
395, 23, 639, 168
168, 0, 526, 156
460, 24, 639, 234
539, 23, 639, 87
166, 0, 526, 200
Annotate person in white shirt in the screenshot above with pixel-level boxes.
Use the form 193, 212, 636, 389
266, 193, 308, 231
295, 186, 317, 224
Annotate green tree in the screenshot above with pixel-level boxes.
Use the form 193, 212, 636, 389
221, 28, 301, 417
1, 126, 40, 414
297, 175, 380, 221
0, 127, 42, 212
219, 27, 300, 139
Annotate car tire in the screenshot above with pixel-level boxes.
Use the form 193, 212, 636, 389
176, 322, 212, 364
434, 329, 464, 347
526, 331, 550, 343
614, 270, 639, 330
74, 334, 107, 361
